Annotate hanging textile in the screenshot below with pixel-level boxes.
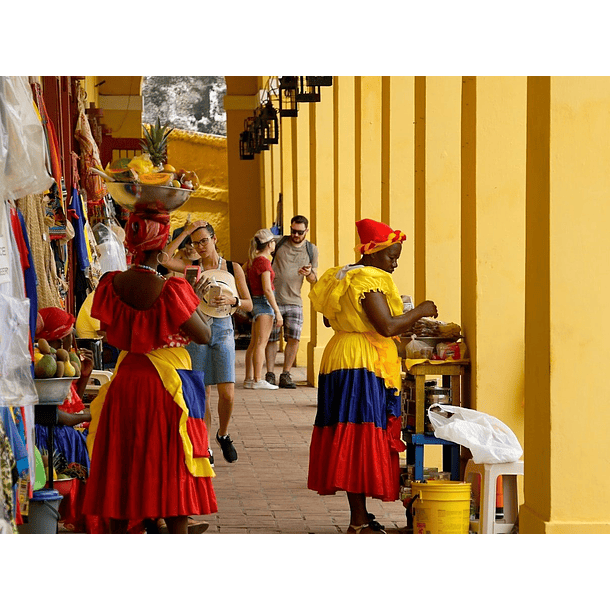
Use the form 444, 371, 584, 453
30, 81, 63, 208
15, 193, 61, 309
0, 76, 54, 202
0, 420, 18, 533
74, 85, 106, 202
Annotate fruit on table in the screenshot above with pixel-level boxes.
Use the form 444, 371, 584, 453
35, 355, 57, 378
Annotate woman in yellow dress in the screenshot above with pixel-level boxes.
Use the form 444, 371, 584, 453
308, 219, 438, 533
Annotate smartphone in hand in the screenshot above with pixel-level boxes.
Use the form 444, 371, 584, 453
185, 265, 202, 286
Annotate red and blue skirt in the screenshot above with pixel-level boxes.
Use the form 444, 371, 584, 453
308, 331, 405, 502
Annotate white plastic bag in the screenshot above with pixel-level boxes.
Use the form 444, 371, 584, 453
92, 222, 127, 273
428, 404, 523, 464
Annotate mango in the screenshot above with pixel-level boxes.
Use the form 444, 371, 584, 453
56, 348, 69, 362
69, 352, 80, 366
38, 338, 51, 354
63, 361, 76, 378
34, 355, 57, 378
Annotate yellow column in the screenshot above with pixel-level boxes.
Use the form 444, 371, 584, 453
461, 76, 527, 444
357, 76, 383, 222
422, 76, 462, 322
307, 84, 335, 384
384, 76, 415, 295
225, 77, 261, 265
521, 76, 610, 533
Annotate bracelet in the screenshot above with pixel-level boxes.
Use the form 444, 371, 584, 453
231, 296, 240, 308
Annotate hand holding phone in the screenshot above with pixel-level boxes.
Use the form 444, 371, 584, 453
185, 265, 202, 286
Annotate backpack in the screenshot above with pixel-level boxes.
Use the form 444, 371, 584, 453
271, 235, 314, 265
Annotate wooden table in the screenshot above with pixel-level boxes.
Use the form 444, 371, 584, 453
402, 360, 469, 434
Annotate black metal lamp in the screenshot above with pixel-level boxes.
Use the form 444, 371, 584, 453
279, 76, 299, 117
306, 76, 333, 87
239, 130, 255, 160
295, 76, 320, 103
260, 101, 279, 145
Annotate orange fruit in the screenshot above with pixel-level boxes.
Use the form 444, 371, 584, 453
138, 172, 174, 186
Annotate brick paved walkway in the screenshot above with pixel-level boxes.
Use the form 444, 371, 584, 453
197, 349, 409, 534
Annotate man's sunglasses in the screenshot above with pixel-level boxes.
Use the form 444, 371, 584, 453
291, 229, 306, 236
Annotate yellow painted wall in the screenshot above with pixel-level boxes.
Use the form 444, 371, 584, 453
165, 129, 229, 258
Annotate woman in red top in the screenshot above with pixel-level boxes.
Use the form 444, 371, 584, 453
244, 229, 283, 390
82, 209, 214, 534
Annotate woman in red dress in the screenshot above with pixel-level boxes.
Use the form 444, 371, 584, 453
82, 209, 215, 534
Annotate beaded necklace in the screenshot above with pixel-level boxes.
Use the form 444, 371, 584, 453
133, 264, 165, 280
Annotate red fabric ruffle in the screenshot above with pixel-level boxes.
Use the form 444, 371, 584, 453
91, 272, 200, 353
308, 417, 404, 502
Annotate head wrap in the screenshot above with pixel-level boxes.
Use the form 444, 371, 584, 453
37, 307, 75, 341
355, 218, 406, 255
124, 208, 171, 265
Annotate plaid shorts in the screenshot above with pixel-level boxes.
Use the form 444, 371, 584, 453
269, 304, 303, 342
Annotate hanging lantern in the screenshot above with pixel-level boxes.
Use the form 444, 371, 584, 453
239, 130, 255, 160
260, 101, 279, 145
306, 76, 333, 87
295, 76, 320, 103
254, 114, 270, 151
279, 76, 298, 117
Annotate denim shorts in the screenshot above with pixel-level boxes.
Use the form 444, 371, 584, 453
251, 295, 275, 321
186, 315, 235, 385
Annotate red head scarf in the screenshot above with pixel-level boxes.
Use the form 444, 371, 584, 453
124, 207, 171, 265
37, 307, 75, 341
355, 218, 406, 255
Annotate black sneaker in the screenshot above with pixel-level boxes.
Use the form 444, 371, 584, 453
265, 372, 276, 385
279, 371, 296, 389
216, 431, 238, 463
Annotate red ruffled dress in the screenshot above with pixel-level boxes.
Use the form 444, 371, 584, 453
82, 272, 217, 521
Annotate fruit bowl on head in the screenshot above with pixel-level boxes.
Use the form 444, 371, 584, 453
34, 377, 79, 405
104, 181, 193, 213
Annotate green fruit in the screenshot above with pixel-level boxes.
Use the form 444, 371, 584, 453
69, 352, 80, 366
34, 355, 57, 378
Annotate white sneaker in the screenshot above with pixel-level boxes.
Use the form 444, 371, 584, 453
252, 379, 279, 390
243, 379, 254, 389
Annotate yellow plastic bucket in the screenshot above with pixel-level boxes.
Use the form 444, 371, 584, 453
411, 480, 471, 534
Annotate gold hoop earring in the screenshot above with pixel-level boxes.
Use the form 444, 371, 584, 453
157, 251, 170, 265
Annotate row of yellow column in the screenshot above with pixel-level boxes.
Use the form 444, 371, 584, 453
226, 75, 610, 533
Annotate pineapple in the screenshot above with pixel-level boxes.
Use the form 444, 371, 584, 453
141, 118, 174, 169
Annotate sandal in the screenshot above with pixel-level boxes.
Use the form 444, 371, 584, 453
347, 521, 387, 534
367, 513, 386, 530
156, 517, 210, 534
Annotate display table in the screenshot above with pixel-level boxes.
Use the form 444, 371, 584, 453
401, 360, 470, 483
402, 360, 469, 434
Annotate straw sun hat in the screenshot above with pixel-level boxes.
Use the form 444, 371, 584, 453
198, 269, 238, 318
